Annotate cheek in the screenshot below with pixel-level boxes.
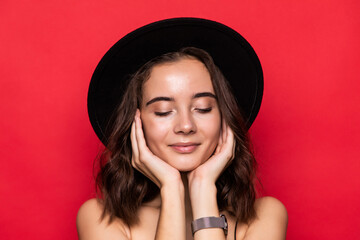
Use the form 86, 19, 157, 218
203, 116, 221, 140
141, 117, 170, 148
198, 115, 221, 157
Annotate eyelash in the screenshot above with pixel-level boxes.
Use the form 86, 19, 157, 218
154, 111, 171, 116
196, 107, 212, 113
154, 108, 212, 117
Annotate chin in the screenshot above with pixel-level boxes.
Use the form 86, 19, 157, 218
174, 165, 199, 172
165, 156, 204, 172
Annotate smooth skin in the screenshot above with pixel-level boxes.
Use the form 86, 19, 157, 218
77, 58, 288, 240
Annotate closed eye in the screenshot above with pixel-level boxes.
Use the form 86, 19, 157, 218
154, 111, 172, 117
195, 107, 212, 113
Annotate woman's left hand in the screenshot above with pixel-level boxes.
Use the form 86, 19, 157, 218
188, 120, 235, 187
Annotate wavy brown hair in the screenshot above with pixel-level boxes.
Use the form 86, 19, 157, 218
96, 47, 258, 226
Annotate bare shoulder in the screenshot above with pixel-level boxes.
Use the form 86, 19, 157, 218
76, 198, 130, 240
254, 196, 288, 220
244, 196, 288, 240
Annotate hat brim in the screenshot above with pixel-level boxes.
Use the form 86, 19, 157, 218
88, 17, 263, 145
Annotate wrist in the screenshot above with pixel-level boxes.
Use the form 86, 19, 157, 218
189, 182, 219, 219
189, 178, 217, 198
160, 172, 183, 189
160, 180, 185, 199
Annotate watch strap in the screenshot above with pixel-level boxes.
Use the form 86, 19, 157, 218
191, 214, 228, 236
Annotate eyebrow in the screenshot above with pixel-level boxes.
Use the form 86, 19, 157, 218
145, 92, 216, 106
193, 92, 217, 99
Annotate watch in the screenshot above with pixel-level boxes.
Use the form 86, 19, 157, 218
191, 214, 228, 236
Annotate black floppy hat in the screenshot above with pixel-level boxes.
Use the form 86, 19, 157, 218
88, 17, 263, 145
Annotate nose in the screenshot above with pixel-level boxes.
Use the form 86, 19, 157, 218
174, 110, 197, 134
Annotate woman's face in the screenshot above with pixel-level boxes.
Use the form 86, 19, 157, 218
140, 57, 221, 171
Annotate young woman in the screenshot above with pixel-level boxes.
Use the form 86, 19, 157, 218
77, 18, 288, 240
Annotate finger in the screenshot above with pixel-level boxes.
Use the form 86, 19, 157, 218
217, 124, 234, 159
219, 118, 226, 152
130, 120, 139, 167
220, 127, 235, 171
132, 111, 151, 169
134, 111, 151, 158
231, 128, 236, 156
215, 132, 223, 155
214, 119, 229, 156
222, 118, 227, 145
226, 126, 235, 161
133, 112, 150, 164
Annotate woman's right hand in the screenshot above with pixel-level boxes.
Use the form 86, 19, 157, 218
130, 109, 182, 189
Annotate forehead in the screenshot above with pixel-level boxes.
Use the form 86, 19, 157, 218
142, 58, 214, 100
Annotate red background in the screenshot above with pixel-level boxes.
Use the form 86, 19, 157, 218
1, 0, 359, 239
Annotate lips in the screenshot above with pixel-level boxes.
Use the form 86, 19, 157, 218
169, 142, 200, 153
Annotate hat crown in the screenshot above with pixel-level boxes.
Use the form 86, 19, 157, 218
88, 17, 263, 144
